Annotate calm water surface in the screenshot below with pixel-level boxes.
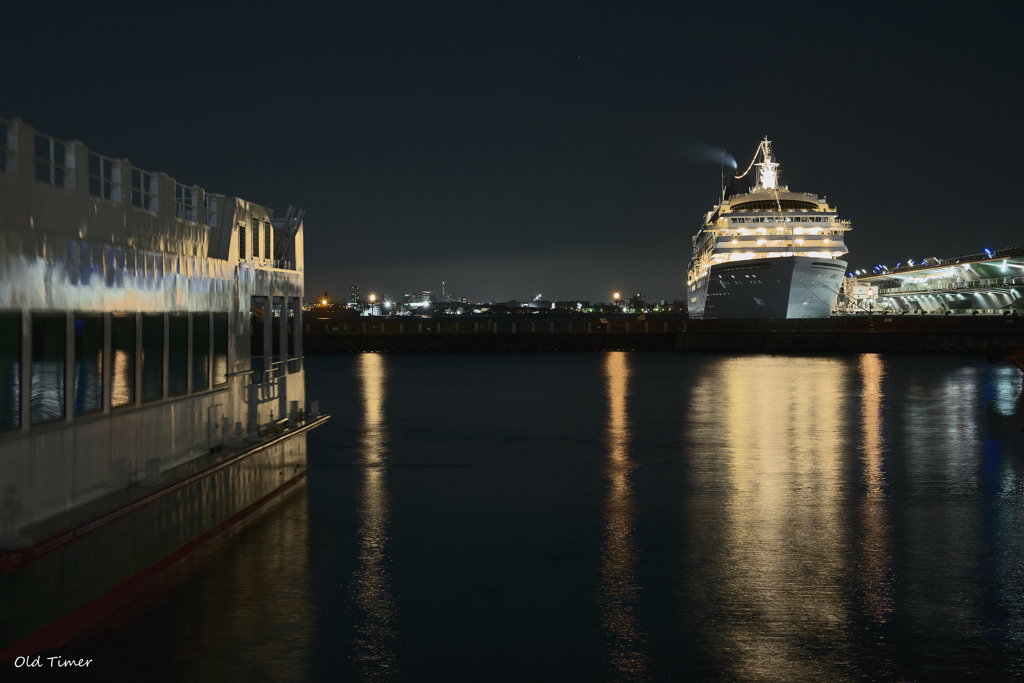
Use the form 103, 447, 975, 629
62, 352, 1024, 681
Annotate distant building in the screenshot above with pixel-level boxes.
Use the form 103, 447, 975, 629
403, 291, 436, 310
847, 246, 1024, 315
349, 284, 360, 305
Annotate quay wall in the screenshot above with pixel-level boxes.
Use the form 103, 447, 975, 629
303, 316, 1024, 356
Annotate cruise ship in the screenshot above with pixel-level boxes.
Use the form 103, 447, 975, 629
0, 117, 327, 655
686, 139, 851, 318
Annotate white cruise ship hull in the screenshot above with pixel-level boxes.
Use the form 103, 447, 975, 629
690, 256, 847, 319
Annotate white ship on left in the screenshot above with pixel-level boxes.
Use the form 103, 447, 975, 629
0, 117, 328, 655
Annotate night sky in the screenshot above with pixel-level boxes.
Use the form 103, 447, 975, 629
7, 3, 1021, 303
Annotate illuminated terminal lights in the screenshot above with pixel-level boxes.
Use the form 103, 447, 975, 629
843, 246, 1024, 315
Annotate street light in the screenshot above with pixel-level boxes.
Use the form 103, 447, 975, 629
613, 292, 620, 301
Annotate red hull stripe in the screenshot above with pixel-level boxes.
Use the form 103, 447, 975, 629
0, 471, 308, 660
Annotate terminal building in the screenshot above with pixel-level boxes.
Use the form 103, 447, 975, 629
846, 246, 1024, 315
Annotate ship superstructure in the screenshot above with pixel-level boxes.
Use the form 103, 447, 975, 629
0, 117, 327, 654
686, 139, 851, 318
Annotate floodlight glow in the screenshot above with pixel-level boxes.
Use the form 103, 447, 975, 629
321, 299, 327, 305
369, 294, 376, 302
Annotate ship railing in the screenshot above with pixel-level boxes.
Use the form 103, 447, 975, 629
882, 246, 1022, 276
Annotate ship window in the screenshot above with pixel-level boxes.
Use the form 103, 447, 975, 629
252, 217, 261, 260
204, 193, 219, 228
272, 297, 283, 358
31, 316, 65, 425
0, 316, 20, 431
88, 153, 121, 202
168, 315, 188, 397
175, 184, 196, 221
192, 313, 209, 392
74, 316, 103, 415
111, 316, 135, 408
264, 221, 272, 259
142, 315, 163, 402
238, 223, 247, 260
213, 314, 228, 386
131, 169, 158, 212
35, 134, 70, 188
287, 298, 296, 357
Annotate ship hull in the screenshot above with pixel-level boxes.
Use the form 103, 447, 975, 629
689, 256, 847, 319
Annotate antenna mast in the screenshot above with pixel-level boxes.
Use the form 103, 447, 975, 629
720, 147, 725, 203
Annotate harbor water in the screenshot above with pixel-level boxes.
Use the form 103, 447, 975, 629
58, 352, 1024, 681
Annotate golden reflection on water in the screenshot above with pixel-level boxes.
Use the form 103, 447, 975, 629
353, 353, 398, 679
708, 356, 853, 681
111, 349, 134, 407
599, 352, 649, 680
859, 354, 893, 622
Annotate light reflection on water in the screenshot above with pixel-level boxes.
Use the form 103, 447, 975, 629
29, 360, 64, 424
53, 353, 1024, 681
859, 354, 894, 625
709, 357, 853, 681
352, 353, 398, 680
111, 349, 134, 407
599, 352, 649, 680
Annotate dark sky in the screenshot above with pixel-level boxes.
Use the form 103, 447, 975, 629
7, 3, 1021, 303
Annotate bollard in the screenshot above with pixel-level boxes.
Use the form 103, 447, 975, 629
310, 400, 320, 417
246, 414, 263, 444
289, 400, 299, 426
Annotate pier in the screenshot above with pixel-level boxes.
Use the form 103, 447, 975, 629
303, 315, 1024, 361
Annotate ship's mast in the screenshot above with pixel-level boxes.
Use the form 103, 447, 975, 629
753, 138, 779, 190
734, 137, 781, 190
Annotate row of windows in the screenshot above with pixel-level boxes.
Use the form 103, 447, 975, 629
730, 216, 832, 224
8, 125, 219, 228
240, 220, 273, 260
727, 199, 819, 211
0, 313, 228, 432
